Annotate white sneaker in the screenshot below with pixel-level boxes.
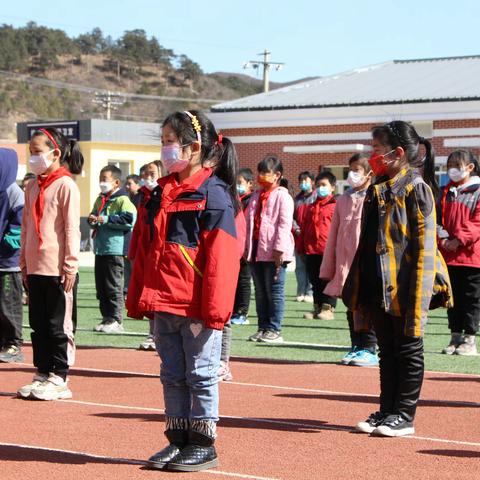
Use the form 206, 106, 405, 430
296, 295, 305, 302
139, 335, 156, 350
303, 295, 314, 303
30, 373, 72, 401
17, 374, 48, 399
94, 321, 106, 332
101, 321, 125, 334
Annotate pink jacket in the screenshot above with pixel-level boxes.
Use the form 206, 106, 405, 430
245, 187, 295, 262
319, 189, 367, 297
20, 176, 80, 276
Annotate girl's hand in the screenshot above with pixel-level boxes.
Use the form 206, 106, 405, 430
272, 250, 284, 267
62, 273, 76, 293
21, 268, 28, 286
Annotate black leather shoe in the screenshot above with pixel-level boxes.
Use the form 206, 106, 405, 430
146, 444, 182, 470
166, 445, 218, 472
146, 429, 188, 470
166, 430, 218, 472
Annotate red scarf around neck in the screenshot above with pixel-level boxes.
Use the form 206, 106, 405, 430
32, 166, 72, 246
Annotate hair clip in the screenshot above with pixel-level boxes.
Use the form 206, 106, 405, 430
183, 111, 202, 144
216, 133, 223, 145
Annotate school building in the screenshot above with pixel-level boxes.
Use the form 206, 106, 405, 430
17, 119, 162, 248
209, 54, 480, 191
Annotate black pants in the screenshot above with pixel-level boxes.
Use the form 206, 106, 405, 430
28, 275, 78, 380
346, 310, 377, 352
447, 265, 480, 335
233, 258, 251, 316
305, 254, 337, 308
0, 271, 23, 348
95, 255, 124, 323
366, 304, 424, 422
123, 257, 132, 296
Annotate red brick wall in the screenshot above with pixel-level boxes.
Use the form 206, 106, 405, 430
224, 119, 480, 185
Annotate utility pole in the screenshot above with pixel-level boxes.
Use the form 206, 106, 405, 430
92, 91, 125, 120
244, 49, 284, 93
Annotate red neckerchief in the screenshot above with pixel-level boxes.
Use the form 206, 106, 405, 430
253, 186, 278, 240
97, 192, 112, 215
32, 166, 72, 246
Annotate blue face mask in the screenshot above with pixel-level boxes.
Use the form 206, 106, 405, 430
299, 181, 311, 192
237, 184, 246, 195
316, 186, 331, 198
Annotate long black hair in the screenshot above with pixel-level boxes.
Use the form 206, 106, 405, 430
372, 120, 439, 197
162, 110, 240, 214
31, 127, 84, 175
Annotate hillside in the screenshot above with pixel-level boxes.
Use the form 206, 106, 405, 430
0, 23, 303, 140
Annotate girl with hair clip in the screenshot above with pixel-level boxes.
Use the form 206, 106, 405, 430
127, 110, 242, 472
18, 128, 83, 401
343, 120, 451, 437
437, 149, 480, 355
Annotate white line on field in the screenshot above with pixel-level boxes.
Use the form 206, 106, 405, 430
0, 442, 279, 480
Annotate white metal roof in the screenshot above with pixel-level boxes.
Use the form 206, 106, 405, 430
211, 55, 480, 112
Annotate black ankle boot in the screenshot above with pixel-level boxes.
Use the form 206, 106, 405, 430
166, 430, 218, 472
146, 429, 188, 470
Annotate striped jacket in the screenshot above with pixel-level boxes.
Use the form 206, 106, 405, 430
342, 168, 452, 337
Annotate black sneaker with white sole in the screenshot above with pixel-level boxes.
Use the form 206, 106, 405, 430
373, 414, 414, 437
356, 411, 388, 433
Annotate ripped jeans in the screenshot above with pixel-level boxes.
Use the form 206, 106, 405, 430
154, 312, 222, 422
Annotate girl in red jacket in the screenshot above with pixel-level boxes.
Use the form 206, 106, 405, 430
127, 111, 241, 473
438, 149, 480, 355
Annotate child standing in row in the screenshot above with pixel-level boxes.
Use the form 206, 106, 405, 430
437, 149, 480, 355
245, 156, 294, 344
128, 110, 241, 472
18, 128, 83, 401
0, 149, 24, 363
303, 172, 337, 320
320, 154, 378, 366
88, 165, 136, 334
293, 171, 316, 303
344, 121, 451, 437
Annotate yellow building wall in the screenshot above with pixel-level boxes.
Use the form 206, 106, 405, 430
78, 141, 161, 217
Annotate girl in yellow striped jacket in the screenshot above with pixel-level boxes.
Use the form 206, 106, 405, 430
343, 121, 451, 438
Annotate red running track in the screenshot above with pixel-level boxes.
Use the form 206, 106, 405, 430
0, 345, 479, 480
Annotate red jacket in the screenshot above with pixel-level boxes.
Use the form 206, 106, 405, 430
437, 178, 480, 268
302, 194, 336, 255
126, 168, 240, 329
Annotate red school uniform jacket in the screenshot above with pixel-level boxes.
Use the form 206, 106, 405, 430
302, 194, 336, 255
437, 178, 480, 268
126, 167, 240, 330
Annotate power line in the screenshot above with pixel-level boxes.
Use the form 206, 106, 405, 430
0, 69, 223, 104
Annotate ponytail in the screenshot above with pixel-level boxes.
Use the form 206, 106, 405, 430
32, 128, 84, 175
418, 137, 439, 198
66, 139, 84, 175
214, 136, 240, 215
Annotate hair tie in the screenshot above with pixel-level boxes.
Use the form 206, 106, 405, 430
216, 133, 223, 146
418, 136, 425, 144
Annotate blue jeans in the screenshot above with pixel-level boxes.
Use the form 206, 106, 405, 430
251, 262, 286, 332
295, 251, 312, 296
154, 312, 222, 422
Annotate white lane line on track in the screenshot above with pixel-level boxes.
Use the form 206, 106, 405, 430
2, 393, 479, 449
0, 442, 280, 480
9, 362, 480, 408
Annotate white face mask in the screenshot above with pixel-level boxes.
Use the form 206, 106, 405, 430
448, 167, 469, 183
145, 178, 158, 191
347, 170, 366, 188
99, 181, 114, 194
28, 150, 54, 176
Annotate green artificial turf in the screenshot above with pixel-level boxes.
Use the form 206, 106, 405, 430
22, 267, 479, 374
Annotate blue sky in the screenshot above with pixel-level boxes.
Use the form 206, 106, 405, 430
2, 1, 479, 82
